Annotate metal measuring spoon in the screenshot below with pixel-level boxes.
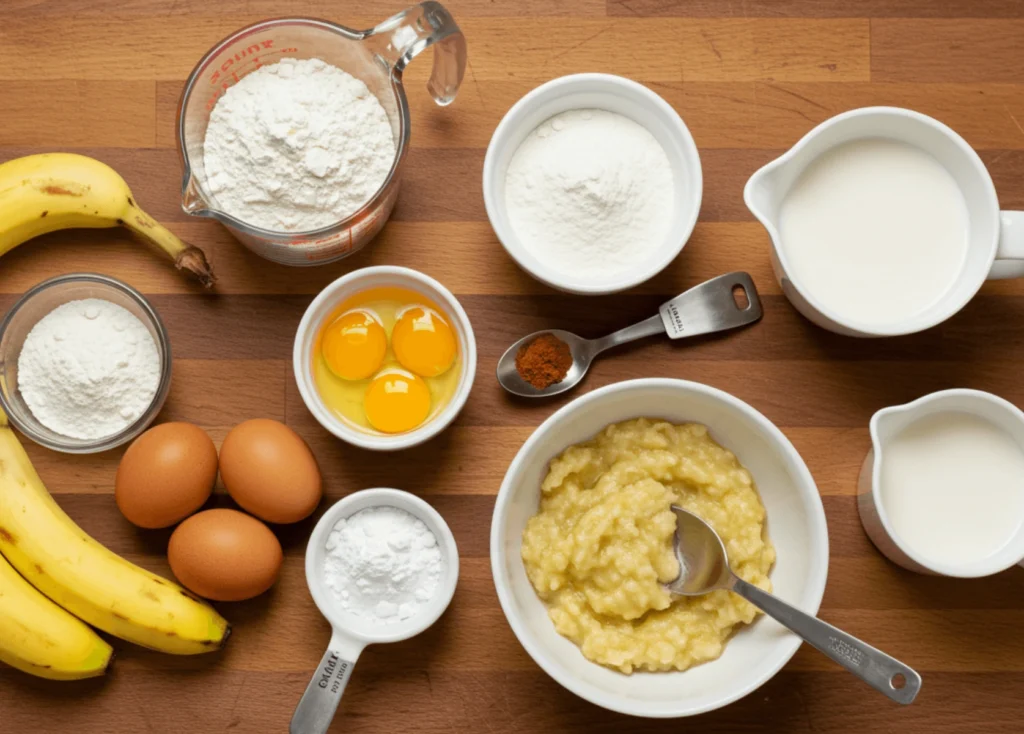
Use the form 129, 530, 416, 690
496, 272, 763, 398
665, 505, 922, 704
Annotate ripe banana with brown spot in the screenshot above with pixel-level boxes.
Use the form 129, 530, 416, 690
0, 551, 113, 680
0, 409, 230, 655
0, 153, 215, 287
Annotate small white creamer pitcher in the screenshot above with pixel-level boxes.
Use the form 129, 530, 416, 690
745, 107, 1024, 337
858, 389, 1024, 577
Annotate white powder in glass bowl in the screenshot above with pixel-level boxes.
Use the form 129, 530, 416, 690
17, 298, 160, 440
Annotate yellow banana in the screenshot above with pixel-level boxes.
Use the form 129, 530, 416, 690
0, 153, 214, 287
0, 411, 230, 655
0, 551, 112, 680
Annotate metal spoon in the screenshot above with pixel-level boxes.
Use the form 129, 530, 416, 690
666, 505, 922, 704
496, 272, 763, 398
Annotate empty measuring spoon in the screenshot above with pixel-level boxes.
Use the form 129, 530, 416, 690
666, 505, 922, 704
497, 272, 762, 398
290, 489, 459, 734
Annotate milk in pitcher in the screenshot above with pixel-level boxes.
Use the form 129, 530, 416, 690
778, 138, 969, 326
880, 412, 1024, 567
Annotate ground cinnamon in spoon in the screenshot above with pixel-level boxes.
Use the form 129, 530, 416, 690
515, 333, 573, 389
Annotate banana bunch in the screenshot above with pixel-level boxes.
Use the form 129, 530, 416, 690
0, 410, 230, 679
0, 153, 214, 287
0, 552, 112, 680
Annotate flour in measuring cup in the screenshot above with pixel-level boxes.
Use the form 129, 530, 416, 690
202, 58, 396, 232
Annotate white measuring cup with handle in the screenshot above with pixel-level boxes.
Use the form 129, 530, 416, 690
290, 488, 459, 734
745, 106, 1024, 337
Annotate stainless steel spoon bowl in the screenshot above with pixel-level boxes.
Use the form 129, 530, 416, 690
497, 272, 762, 398
667, 505, 922, 705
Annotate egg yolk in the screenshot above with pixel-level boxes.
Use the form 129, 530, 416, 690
321, 310, 387, 381
391, 306, 457, 378
363, 368, 431, 434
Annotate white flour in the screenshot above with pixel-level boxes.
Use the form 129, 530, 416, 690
504, 108, 675, 279
17, 299, 160, 440
202, 57, 396, 232
323, 506, 443, 623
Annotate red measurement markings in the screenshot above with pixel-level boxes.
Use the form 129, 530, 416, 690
203, 43, 299, 111
292, 231, 355, 262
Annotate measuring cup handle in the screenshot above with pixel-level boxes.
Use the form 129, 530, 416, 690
989, 211, 1024, 279
366, 1, 467, 106
290, 640, 361, 734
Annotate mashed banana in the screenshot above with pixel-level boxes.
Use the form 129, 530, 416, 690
521, 418, 775, 674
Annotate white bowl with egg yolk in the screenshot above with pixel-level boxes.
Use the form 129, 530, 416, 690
490, 378, 829, 717
293, 266, 476, 451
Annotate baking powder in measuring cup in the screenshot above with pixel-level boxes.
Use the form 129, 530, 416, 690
322, 505, 444, 623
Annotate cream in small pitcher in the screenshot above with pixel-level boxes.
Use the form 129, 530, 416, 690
880, 411, 1024, 567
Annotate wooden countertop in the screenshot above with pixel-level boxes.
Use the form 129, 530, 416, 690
3, 1, 1024, 731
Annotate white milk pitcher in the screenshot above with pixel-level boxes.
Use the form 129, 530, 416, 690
745, 107, 1024, 337
858, 389, 1024, 577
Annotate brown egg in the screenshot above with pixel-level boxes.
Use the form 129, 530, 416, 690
168, 509, 282, 602
219, 419, 322, 524
115, 422, 218, 529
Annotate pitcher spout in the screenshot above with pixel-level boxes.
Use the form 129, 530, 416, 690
743, 158, 785, 229
869, 403, 910, 454
180, 176, 209, 215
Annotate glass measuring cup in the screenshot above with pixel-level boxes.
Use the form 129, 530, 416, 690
176, 2, 466, 266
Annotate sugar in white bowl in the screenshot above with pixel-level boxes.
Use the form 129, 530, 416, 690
483, 74, 703, 295
503, 108, 675, 281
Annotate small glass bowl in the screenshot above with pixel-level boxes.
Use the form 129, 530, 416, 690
0, 273, 172, 454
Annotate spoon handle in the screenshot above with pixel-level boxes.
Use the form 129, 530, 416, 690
591, 314, 666, 354
731, 577, 921, 705
290, 645, 359, 734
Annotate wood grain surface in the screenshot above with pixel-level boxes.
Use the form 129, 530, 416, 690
2, 1, 1023, 731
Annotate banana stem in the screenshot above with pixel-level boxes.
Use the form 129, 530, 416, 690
120, 206, 215, 288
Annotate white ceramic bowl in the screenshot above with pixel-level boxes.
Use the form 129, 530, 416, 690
293, 266, 476, 451
482, 74, 703, 295
490, 379, 828, 718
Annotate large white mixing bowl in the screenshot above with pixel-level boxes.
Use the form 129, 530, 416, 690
490, 378, 828, 717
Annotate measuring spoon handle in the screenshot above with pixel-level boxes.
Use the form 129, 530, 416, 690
290, 646, 359, 734
591, 272, 763, 356
731, 577, 921, 704
660, 272, 763, 340
591, 314, 666, 354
